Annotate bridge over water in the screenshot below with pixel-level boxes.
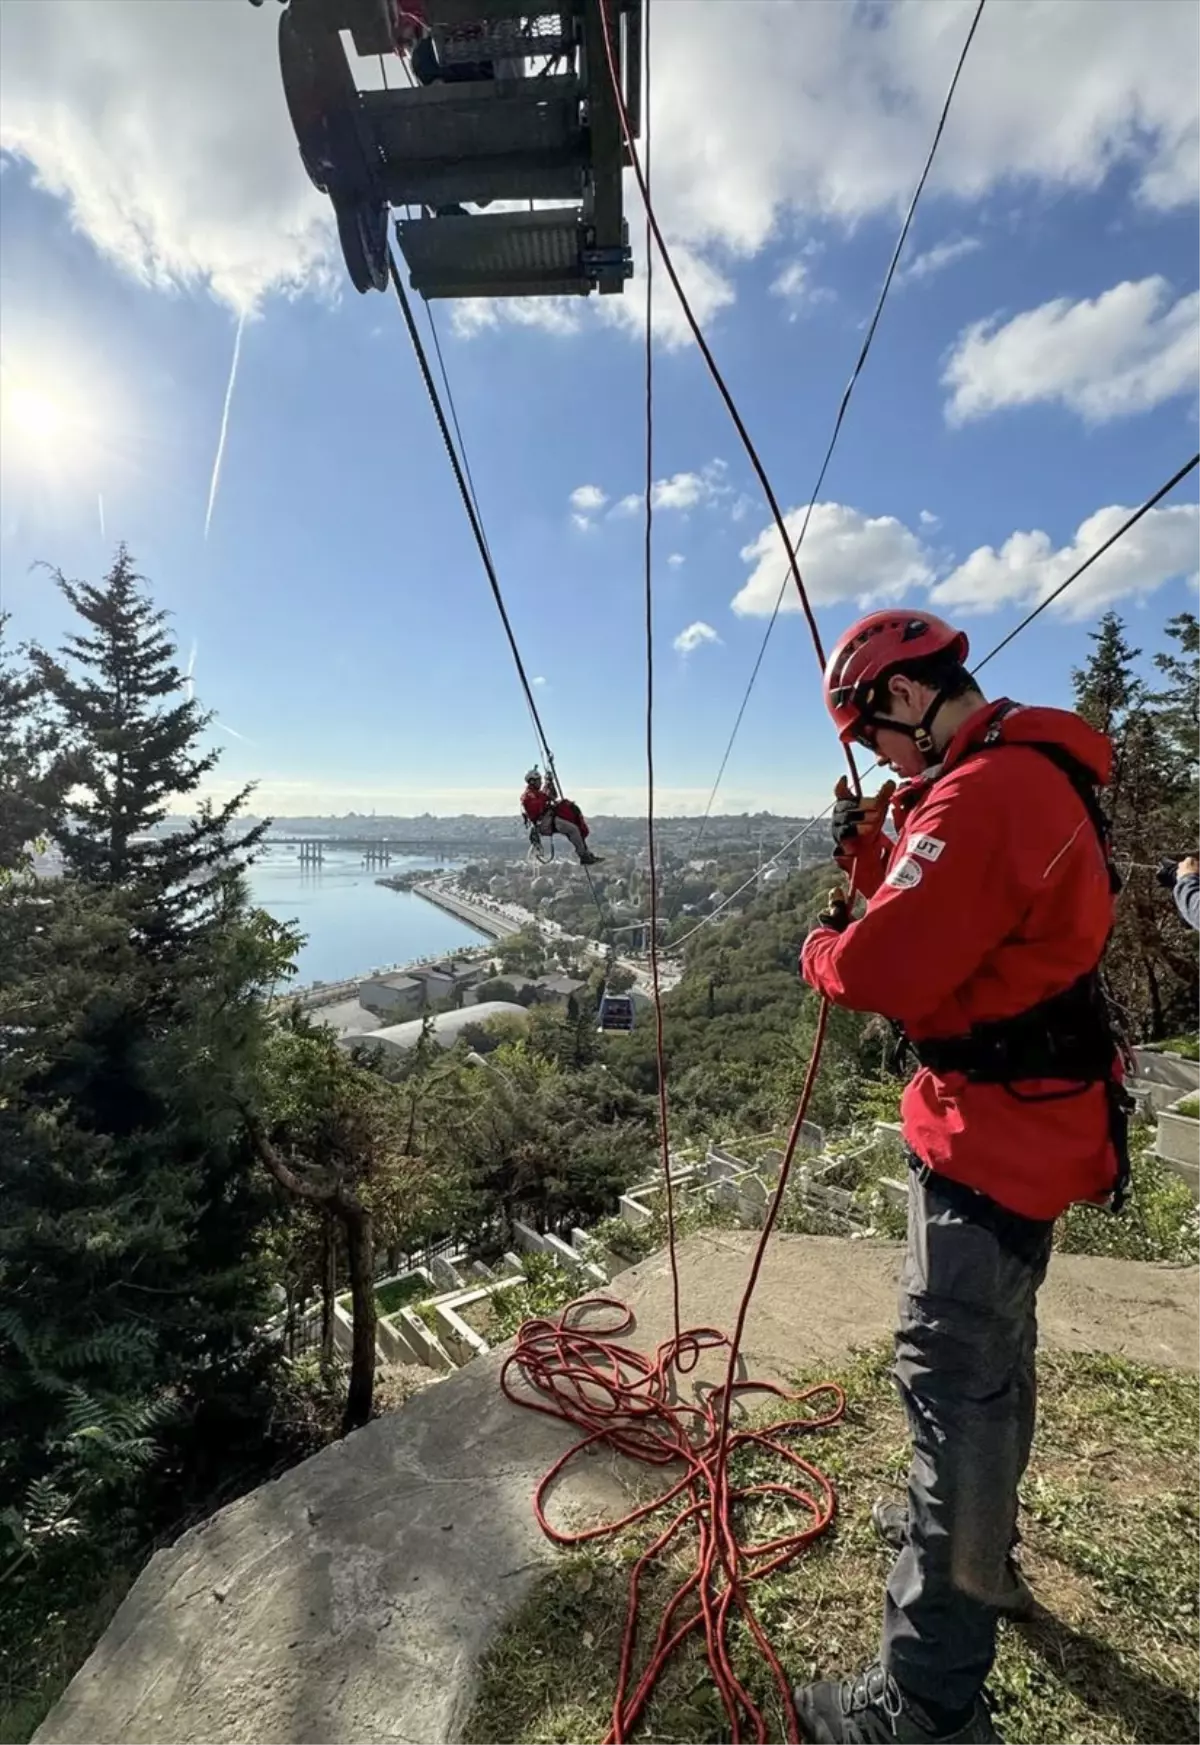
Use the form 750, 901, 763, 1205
264, 836, 509, 865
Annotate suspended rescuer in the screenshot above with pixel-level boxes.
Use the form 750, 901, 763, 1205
790, 610, 1131, 1745
520, 769, 601, 865
1156, 852, 1199, 932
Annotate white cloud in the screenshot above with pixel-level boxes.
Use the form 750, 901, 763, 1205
610, 459, 729, 518
943, 278, 1200, 425
4, 0, 1195, 332
0, 0, 336, 313
770, 259, 834, 319
673, 621, 721, 655
733, 502, 935, 616
667, 552, 686, 568
648, 0, 1198, 259
919, 509, 941, 528
931, 502, 1200, 619
896, 235, 981, 286
450, 296, 583, 341
570, 484, 607, 530
532, 675, 547, 687
597, 238, 736, 350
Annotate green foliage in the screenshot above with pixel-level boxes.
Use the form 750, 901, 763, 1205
1173, 1095, 1198, 1119
1056, 1132, 1199, 1264
1157, 1034, 1200, 1060
1072, 611, 1198, 1040
485, 1254, 576, 1343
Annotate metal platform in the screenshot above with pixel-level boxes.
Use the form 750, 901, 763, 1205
395, 208, 598, 298
364, 79, 587, 208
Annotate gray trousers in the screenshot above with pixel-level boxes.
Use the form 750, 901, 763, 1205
882, 1170, 1053, 1714
538, 817, 586, 858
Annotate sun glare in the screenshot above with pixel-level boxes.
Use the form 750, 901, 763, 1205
0, 333, 138, 524
3, 381, 71, 450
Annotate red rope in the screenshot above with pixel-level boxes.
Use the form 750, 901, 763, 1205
499, 8, 858, 1738
500, 1292, 846, 1742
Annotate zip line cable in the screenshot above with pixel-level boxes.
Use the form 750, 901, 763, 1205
421, 296, 545, 768
635, 1, 684, 1355
388, 252, 556, 774
387, 250, 617, 948
971, 452, 1200, 676
672, 448, 1200, 951
695, 0, 987, 838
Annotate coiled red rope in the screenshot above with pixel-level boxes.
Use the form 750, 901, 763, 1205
500, 1291, 846, 1742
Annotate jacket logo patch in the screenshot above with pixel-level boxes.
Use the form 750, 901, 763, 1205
886, 854, 923, 890
909, 833, 945, 863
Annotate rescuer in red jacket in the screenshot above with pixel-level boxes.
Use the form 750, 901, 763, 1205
790, 610, 1129, 1745
520, 769, 601, 865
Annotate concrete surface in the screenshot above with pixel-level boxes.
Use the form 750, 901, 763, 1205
35, 1235, 1199, 1745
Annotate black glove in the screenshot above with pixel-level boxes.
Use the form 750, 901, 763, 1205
816, 887, 851, 932
1157, 856, 1182, 891
832, 775, 897, 855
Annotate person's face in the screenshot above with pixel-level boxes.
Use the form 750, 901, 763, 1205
851, 675, 931, 778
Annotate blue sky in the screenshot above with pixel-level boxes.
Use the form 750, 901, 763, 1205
1, 0, 1197, 818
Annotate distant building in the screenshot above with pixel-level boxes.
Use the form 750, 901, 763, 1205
341, 1001, 530, 1059
358, 973, 426, 1019
531, 973, 588, 1005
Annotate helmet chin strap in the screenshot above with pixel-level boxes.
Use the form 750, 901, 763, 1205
862, 689, 950, 767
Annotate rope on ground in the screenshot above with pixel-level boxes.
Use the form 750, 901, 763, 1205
500, 1299, 845, 1743
695, 0, 987, 838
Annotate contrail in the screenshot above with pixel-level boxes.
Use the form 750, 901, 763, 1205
183, 641, 197, 702
203, 310, 247, 541
214, 720, 254, 744
97, 493, 106, 538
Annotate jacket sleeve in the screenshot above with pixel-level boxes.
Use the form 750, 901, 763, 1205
1175, 873, 1200, 933
801, 763, 1022, 1026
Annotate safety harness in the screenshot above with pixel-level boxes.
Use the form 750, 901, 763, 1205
896, 705, 1135, 1212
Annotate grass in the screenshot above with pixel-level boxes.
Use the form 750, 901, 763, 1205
1173, 1096, 1199, 1120
464, 1347, 1199, 1745
1155, 1035, 1200, 1062
1056, 1132, 1199, 1265
374, 1272, 430, 1319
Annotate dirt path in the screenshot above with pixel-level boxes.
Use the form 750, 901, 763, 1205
35, 1236, 1197, 1745
616, 1231, 1199, 1397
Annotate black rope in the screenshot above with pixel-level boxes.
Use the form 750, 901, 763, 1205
387, 247, 616, 948
387, 250, 559, 785
971, 453, 1200, 676
694, 0, 988, 840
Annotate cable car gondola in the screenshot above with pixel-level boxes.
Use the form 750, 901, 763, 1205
597, 989, 635, 1034
256, 0, 641, 300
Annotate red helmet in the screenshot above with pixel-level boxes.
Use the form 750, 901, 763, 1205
823, 610, 969, 744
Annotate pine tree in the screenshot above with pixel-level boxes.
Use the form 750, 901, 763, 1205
0, 617, 76, 874
3, 553, 301, 1554
32, 547, 265, 925
1072, 609, 1197, 1038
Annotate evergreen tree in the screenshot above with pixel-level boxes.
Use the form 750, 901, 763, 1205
0, 617, 76, 874
32, 547, 265, 928
1072, 610, 1198, 1038
2, 553, 300, 1559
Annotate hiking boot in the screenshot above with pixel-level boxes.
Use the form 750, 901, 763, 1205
793, 1663, 1001, 1744
871, 1500, 1035, 1620
579, 851, 603, 865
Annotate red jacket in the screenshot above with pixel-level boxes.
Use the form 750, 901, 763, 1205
521, 788, 590, 838
800, 700, 1119, 1220
521, 786, 551, 825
